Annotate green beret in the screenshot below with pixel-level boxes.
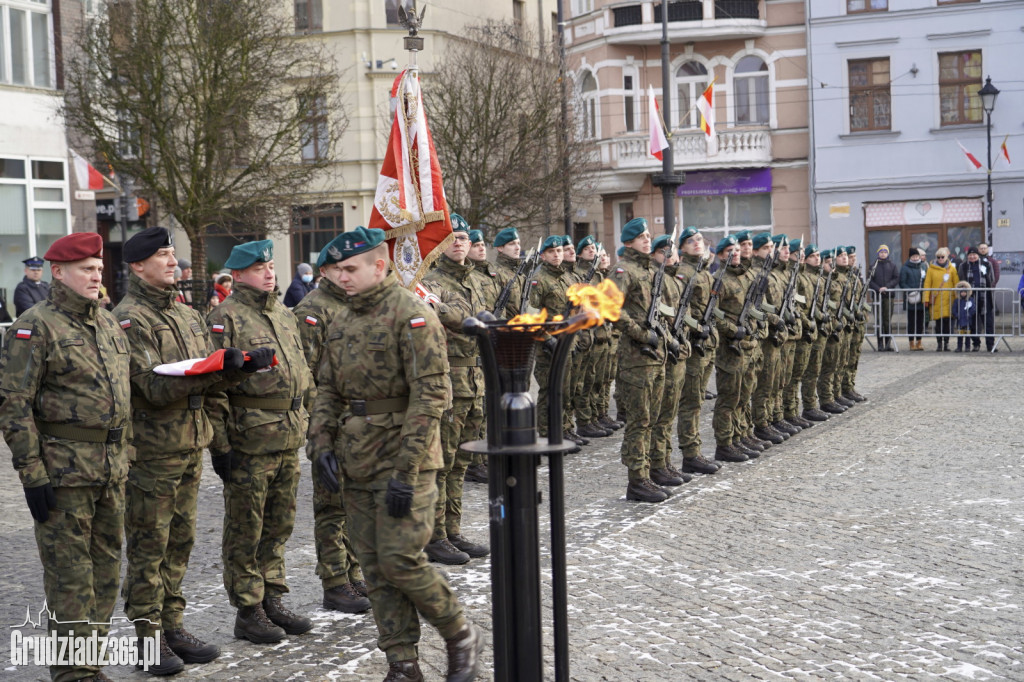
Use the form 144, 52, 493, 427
752, 232, 773, 250
561, 235, 573, 248
715, 235, 738, 253
835, 245, 848, 255
621, 217, 648, 243
733, 229, 752, 243
847, 245, 856, 255
678, 226, 699, 246
803, 243, 819, 258
317, 234, 347, 268
468, 229, 484, 244
450, 213, 470, 233
541, 235, 562, 252
789, 238, 803, 251
577, 235, 595, 252
493, 227, 519, 247
224, 239, 274, 270
617, 246, 625, 257
770, 233, 788, 246
651, 234, 672, 252
336, 226, 386, 262
821, 249, 834, 260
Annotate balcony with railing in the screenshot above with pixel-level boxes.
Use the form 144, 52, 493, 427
602, 0, 764, 44
597, 127, 772, 173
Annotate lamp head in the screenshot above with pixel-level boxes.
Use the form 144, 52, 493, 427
979, 76, 999, 114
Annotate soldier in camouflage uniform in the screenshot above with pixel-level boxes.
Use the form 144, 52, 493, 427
769, 235, 808, 435
206, 239, 315, 644
827, 247, 857, 411
594, 248, 623, 429
491, 227, 525, 319
576, 238, 619, 436
841, 247, 868, 404
292, 234, 371, 615
0, 233, 131, 682
420, 218, 490, 564
798, 248, 833, 422
464, 227, 500, 483
115, 227, 256, 674
306, 227, 483, 682
750, 233, 790, 446
731, 231, 771, 458
674, 227, 721, 476
816, 249, 849, 416
780, 239, 818, 430
558, 236, 595, 444
608, 218, 672, 503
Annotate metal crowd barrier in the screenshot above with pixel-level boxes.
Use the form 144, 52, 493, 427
866, 287, 1020, 353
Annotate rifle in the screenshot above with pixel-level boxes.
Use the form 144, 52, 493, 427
493, 245, 537, 318
640, 233, 677, 360
728, 251, 776, 354
581, 249, 602, 285
837, 268, 854, 331
805, 270, 824, 340
671, 252, 709, 344
518, 238, 545, 313
780, 259, 801, 326
693, 257, 729, 357
855, 258, 879, 314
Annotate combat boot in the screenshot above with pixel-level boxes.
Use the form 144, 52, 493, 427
774, 420, 801, 436
681, 454, 720, 474
821, 401, 845, 414
577, 422, 610, 438
323, 583, 372, 613
735, 440, 761, 459
449, 533, 490, 558
165, 627, 220, 664
626, 478, 668, 503
754, 426, 784, 445
563, 430, 587, 446
136, 630, 184, 676
425, 538, 471, 565
769, 424, 791, 440
262, 596, 313, 635
599, 414, 623, 430
786, 416, 812, 430
714, 444, 748, 462
844, 390, 866, 402
802, 408, 830, 422
384, 659, 424, 682
445, 622, 484, 682
463, 463, 488, 483
704, 390, 717, 400
836, 395, 856, 408
650, 466, 684, 487
740, 436, 765, 452
352, 580, 368, 597
665, 462, 693, 484
234, 604, 285, 644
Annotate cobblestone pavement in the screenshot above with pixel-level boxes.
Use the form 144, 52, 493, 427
2, 341, 1022, 681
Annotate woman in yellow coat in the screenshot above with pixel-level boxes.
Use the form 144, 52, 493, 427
923, 246, 960, 351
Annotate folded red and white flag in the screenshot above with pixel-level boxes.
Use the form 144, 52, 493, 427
153, 349, 279, 375
70, 148, 106, 191
647, 86, 668, 161
957, 140, 983, 171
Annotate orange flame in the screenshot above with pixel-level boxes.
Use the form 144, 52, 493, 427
506, 279, 623, 336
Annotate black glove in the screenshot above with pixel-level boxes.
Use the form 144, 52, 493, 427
775, 321, 788, 336
542, 337, 558, 357
211, 451, 232, 483
694, 325, 710, 341
24, 483, 56, 523
645, 329, 659, 347
385, 478, 414, 518
316, 451, 340, 494
855, 312, 866, 323
733, 325, 747, 341
222, 347, 245, 370
651, 324, 664, 337
242, 348, 275, 373
666, 335, 681, 358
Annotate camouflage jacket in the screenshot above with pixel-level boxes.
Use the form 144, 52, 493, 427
578, 257, 612, 342
113, 273, 241, 458
677, 253, 719, 350
607, 248, 666, 367
471, 258, 502, 310
206, 282, 313, 456
528, 260, 574, 346
801, 263, 824, 330
823, 266, 846, 336
661, 264, 692, 361
0, 280, 131, 488
292, 277, 348, 384
307, 273, 449, 485
492, 251, 524, 318
421, 255, 486, 399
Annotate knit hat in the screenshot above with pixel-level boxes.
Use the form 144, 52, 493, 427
876, 244, 889, 255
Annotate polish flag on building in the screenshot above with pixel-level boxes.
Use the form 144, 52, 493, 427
152, 349, 278, 376
647, 86, 668, 160
70, 148, 106, 190
999, 135, 1011, 167
368, 68, 453, 288
696, 80, 717, 156
957, 141, 983, 171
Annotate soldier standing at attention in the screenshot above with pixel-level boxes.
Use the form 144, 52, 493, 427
780, 239, 816, 431
750, 233, 789, 447
816, 250, 847, 416
463, 227, 500, 483
797, 245, 832, 423
292, 234, 372, 615
491, 227, 524, 318
575, 237, 617, 437
115, 227, 256, 675
0, 233, 130, 682
594, 247, 623, 431
468, 228, 500, 297
13, 255, 51, 317
767, 235, 804, 436
841, 247, 868, 403
206, 239, 315, 644
421, 216, 491, 564
307, 227, 483, 682
608, 218, 670, 503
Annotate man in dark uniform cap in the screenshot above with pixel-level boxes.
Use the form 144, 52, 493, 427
14, 255, 51, 316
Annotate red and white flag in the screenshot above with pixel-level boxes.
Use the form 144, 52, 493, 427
696, 80, 717, 156
647, 86, 668, 161
368, 69, 453, 288
152, 349, 279, 376
999, 135, 1011, 167
70, 148, 106, 191
957, 141, 983, 171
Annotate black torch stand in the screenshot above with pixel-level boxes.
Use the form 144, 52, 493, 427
461, 315, 579, 682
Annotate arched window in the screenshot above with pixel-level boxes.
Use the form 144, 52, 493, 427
579, 71, 598, 138
676, 61, 709, 128
733, 55, 769, 124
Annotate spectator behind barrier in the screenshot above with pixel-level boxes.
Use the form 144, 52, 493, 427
951, 281, 975, 352
899, 247, 927, 351
868, 244, 900, 351
924, 247, 959, 352
284, 262, 315, 307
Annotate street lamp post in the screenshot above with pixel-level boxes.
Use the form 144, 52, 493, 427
978, 76, 999, 245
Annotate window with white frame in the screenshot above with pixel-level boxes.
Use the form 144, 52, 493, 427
0, 0, 54, 88
733, 55, 769, 125
676, 61, 709, 128
579, 71, 598, 139
623, 73, 635, 133
572, 0, 593, 17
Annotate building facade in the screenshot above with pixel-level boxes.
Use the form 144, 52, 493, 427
808, 0, 1024, 276
565, 0, 810, 251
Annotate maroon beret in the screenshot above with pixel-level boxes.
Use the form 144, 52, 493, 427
44, 233, 104, 263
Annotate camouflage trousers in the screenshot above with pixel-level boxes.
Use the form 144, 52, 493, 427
842, 323, 865, 392
346, 472, 466, 664
535, 350, 573, 436
738, 342, 763, 439
123, 450, 201, 633
588, 340, 611, 421
434, 397, 483, 541
752, 339, 781, 428
598, 338, 618, 418
817, 335, 843, 406
784, 338, 813, 418
801, 334, 828, 410
573, 343, 600, 427
222, 449, 300, 607
650, 356, 685, 469
712, 347, 744, 446
678, 349, 712, 459
312, 457, 362, 589
617, 362, 665, 480
36, 483, 124, 682
774, 339, 797, 423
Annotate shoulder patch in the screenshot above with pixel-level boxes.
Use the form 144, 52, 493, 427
211, 324, 225, 333
489, 271, 497, 277
615, 268, 625, 274
15, 328, 32, 340
676, 273, 686, 280
410, 317, 426, 328
304, 315, 318, 326
119, 319, 132, 329
530, 280, 539, 287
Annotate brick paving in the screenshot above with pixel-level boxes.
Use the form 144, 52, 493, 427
2, 341, 1022, 680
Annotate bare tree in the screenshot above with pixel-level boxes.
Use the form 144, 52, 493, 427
61, 0, 346, 275
424, 21, 596, 236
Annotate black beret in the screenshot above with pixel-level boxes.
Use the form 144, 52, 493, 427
123, 226, 173, 263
